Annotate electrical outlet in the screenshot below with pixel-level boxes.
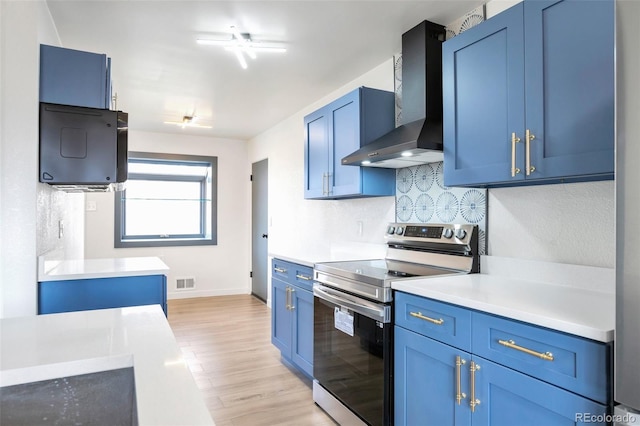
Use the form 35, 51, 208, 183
86, 201, 97, 211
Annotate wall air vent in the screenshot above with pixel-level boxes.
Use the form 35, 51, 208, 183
176, 277, 196, 290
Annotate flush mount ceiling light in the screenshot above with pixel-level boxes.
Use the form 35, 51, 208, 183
164, 115, 212, 129
197, 26, 287, 69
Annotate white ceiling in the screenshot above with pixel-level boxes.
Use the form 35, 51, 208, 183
46, 0, 484, 140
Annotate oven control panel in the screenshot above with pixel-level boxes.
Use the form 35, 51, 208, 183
386, 223, 475, 243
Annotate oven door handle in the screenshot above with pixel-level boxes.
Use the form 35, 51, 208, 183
313, 285, 390, 323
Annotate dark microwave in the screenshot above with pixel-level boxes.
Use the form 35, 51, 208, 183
39, 102, 128, 189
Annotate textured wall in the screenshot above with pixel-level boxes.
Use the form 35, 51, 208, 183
489, 181, 615, 268
1, 1, 85, 318
248, 60, 397, 267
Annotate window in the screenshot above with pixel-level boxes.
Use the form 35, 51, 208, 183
115, 152, 217, 248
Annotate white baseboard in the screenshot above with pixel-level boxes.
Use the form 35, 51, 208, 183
167, 289, 250, 300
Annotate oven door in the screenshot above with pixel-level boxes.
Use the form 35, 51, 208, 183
313, 283, 392, 426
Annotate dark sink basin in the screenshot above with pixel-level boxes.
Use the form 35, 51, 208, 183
0, 367, 138, 425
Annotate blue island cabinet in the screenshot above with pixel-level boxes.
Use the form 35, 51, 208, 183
38, 275, 167, 316
304, 87, 396, 199
271, 259, 314, 378
394, 292, 610, 426
443, 0, 614, 187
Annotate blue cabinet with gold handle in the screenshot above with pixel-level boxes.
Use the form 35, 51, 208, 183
271, 258, 314, 378
443, 0, 614, 187
394, 291, 610, 425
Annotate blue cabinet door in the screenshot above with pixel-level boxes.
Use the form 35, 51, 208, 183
38, 275, 167, 316
443, 0, 614, 187
523, 0, 614, 180
329, 89, 362, 197
304, 87, 395, 199
304, 107, 330, 198
395, 326, 471, 426
291, 286, 314, 378
40, 44, 111, 109
443, 4, 525, 187
271, 278, 292, 357
473, 356, 608, 426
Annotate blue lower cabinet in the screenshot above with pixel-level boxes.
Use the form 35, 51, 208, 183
395, 326, 471, 426
38, 275, 167, 316
271, 277, 293, 356
474, 357, 608, 426
394, 291, 611, 426
291, 285, 314, 377
270, 259, 314, 378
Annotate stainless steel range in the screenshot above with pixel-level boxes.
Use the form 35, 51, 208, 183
312, 223, 479, 426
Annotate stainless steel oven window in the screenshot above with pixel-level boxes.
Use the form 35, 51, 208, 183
313, 287, 392, 426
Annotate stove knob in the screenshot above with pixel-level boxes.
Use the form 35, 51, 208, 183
455, 228, 467, 240
395, 226, 404, 235
443, 228, 454, 239
387, 226, 395, 234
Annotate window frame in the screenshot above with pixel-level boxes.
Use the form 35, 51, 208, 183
114, 151, 218, 248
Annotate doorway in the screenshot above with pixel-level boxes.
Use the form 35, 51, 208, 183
251, 159, 268, 303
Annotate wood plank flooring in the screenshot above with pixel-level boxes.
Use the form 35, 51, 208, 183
167, 295, 335, 426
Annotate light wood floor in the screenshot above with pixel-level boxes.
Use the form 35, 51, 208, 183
167, 295, 335, 426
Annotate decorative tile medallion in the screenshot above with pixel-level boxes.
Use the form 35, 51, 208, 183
395, 163, 487, 255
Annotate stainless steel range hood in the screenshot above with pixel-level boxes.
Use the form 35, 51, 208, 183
342, 20, 445, 168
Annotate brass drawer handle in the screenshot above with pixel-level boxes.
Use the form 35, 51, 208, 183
456, 356, 467, 405
296, 274, 312, 281
498, 339, 554, 361
274, 267, 287, 273
525, 129, 536, 175
511, 132, 521, 177
470, 361, 481, 412
409, 311, 444, 325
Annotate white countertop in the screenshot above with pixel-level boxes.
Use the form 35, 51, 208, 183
392, 257, 615, 343
0, 305, 213, 425
270, 242, 388, 268
38, 256, 170, 282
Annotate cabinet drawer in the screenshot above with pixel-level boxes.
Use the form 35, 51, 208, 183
291, 264, 313, 292
272, 259, 292, 282
395, 292, 471, 352
472, 312, 611, 404
272, 259, 313, 292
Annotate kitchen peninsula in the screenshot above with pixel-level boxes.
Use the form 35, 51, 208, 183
0, 305, 214, 425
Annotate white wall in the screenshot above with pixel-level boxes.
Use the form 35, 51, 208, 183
482, 0, 615, 268
248, 60, 397, 266
84, 130, 250, 299
0, 1, 85, 318
249, 5, 615, 278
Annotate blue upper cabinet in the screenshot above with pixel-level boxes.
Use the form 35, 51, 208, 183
40, 44, 112, 109
304, 87, 396, 199
443, 0, 614, 187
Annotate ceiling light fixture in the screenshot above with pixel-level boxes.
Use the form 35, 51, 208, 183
164, 115, 212, 129
197, 26, 287, 69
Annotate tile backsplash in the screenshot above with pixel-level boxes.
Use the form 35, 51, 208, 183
395, 162, 487, 254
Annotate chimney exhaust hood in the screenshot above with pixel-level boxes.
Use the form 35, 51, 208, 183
342, 20, 446, 168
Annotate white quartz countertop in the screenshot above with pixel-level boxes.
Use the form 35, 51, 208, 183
38, 256, 170, 282
392, 273, 615, 343
0, 305, 213, 425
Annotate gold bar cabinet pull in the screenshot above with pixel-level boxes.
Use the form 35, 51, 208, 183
409, 311, 444, 325
525, 129, 536, 175
511, 132, 521, 177
285, 287, 290, 310
470, 361, 481, 413
498, 339, 554, 361
456, 356, 467, 405
296, 274, 312, 281
274, 267, 287, 273
289, 288, 295, 310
